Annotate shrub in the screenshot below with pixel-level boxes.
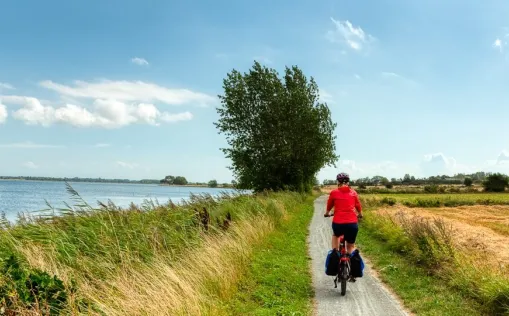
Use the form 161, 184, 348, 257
0, 255, 70, 314
380, 197, 396, 206
482, 173, 509, 192
424, 184, 439, 193
463, 177, 473, 187
385, 183, 394, 189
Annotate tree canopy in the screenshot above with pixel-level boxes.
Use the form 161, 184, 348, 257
214, 61, 338, 193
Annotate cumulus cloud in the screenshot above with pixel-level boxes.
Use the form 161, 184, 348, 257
326, 17, 374, 51
0, 141, 64, 148
39, 79, 216, 106
318, 159, 418, 182
496, 150, 509, 164
116, 161, 138, 169
0, 83, 14, 90
420, 153, 457, 176
131, 57, 149, 66
0, 103, 7, 123
1, 95, 193, 128
23, 161, 38, 169
493, 38, 503, 51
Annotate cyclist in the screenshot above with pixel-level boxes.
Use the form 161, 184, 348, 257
324, 172, 363, 254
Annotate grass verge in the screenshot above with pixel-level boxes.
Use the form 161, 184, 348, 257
0, 187, 311, 315
358, 224, 480, 316
219, 196, 315, 315
358, 209, 509, 316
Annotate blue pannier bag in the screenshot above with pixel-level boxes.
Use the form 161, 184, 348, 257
325, 249, 340, 276
349, 249, 364, 277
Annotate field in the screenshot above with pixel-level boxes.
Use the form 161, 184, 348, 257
355, 191, 509, 315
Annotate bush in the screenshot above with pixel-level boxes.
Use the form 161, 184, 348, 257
482, 173, 509, 192
463, 177, 473, 187
0, 255, 70, 314
385, 183, 394, 189
424, 184, 439, 193
380, 197, 396, 206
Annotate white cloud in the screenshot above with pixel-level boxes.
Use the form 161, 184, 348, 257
319, 89, 334, 104
160, 111, 193, 122
318, 159, 418, 182
354, 74, 361, 80
0, 141, 64, 148
1, 95, 193, 128
131, 57, 149, 66
420, 153, 457, 175
0, 103, 7, 123
381, 72, 400, 78
23, 161, 38, 169
39, 79, 216, 106
253, 56, 273, 64
116, 161, 138, 169
94, 143, 110, 148
326, 17, 374, 51
493, 38, 503, 51
381, 71, 418, 87
0, 83, 14, 90
496, 150, 509, 164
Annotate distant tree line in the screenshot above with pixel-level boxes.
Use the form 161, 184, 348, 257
0, 176, 161, 184
323, 171, 509, 192
323, 172, 493, 187
160, 175, 236, 188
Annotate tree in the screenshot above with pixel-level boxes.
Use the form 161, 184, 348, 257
164, 175, 175, 184
214, 61, 338, 193
463, 177, 473, 187
173, 176, 188, 185
208, 179, 218, 188
482, 173, 508, 192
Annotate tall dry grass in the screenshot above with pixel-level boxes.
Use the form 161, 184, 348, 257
0, 184, 304, 315
364, 210, 509, 315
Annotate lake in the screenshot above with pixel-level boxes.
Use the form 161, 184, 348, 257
0, 180, 242, 222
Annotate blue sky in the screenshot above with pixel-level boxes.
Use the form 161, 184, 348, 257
1, 0, 509, 183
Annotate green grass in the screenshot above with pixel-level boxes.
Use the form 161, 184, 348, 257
358, 208, 509, 316
358, 226, 481, 316
221, 196, 315, 316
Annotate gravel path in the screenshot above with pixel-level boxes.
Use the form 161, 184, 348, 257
308, 196, 409, 316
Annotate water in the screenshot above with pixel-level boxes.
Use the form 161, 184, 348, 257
0, 180, 241, 221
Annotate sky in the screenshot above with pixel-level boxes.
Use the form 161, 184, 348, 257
1, 0, 509, 183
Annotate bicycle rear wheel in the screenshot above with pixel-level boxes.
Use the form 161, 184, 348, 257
340, 262, 347, 296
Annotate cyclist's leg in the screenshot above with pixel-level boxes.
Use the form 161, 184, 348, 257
331, 223, 344, 250
343, 223, 359, 254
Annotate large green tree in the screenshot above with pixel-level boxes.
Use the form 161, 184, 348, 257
214, 61, 338, 193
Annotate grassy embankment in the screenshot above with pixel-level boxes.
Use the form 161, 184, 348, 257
0, 185, 315, 315
356, 193, 509, 316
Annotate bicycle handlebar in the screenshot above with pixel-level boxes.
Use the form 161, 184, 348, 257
324, 213, 363, 220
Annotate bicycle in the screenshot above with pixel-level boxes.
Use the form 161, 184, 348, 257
324, 213, 362, 296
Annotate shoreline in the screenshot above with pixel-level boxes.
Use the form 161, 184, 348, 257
0, 178, 233, 188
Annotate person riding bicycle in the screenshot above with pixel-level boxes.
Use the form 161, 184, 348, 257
324, 172, 363, 255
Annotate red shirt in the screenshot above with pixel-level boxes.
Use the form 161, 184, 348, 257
326, 186, 362, 224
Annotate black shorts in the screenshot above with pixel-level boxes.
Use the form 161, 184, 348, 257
332, 223, 358, 244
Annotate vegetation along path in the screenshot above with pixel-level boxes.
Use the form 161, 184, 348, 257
309, 196, 409, 316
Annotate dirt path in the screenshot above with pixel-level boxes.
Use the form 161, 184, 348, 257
308, 196, 409, 316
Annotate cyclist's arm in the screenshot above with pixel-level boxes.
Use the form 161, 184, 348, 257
354, 194, 362, 216
325, 192, 334, 216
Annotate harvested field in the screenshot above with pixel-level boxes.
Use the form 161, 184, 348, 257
373, 205, 509, 266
